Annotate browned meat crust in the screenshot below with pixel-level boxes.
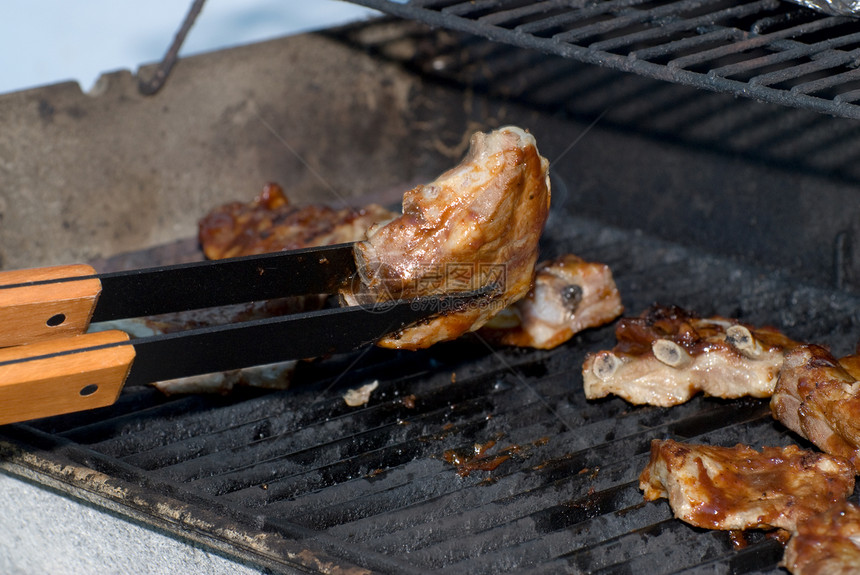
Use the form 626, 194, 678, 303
771, 344, 860, 473
480, 254, 623, 349
639, 439, 855, 532
583, 305, 800, 406
344, 126, 551, 350
198, 182, 395, 259
782, 500, 860, 575
839, 350, 860, 380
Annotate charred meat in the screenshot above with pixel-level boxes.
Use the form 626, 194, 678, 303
771, 344, 860, 473
343, 126, 551, 350
782, 500, 860, 575
198, 182, 395, 259
480, 254, 623, 349
583, 305, 800, 406
639, 439, 855, 532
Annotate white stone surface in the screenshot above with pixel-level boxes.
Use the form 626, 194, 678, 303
0, 471, 267, 575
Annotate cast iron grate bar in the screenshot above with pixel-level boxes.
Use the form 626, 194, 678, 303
708, 40, 859, 81
345, 0, 860, 118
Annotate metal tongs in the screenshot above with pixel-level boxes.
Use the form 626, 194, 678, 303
0, 243, 492, 425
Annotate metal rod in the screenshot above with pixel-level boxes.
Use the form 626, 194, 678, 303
138, 0, 207, 96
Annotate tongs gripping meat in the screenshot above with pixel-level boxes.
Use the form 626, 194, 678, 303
0, 245, 495, 425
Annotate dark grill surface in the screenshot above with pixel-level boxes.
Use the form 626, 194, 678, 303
2, 212, 859, 574
346, 0, 860, 119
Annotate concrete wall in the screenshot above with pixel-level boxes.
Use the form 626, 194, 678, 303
0, 28, 440, 271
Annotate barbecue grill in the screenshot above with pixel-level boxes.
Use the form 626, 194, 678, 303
1, 2, 860, 573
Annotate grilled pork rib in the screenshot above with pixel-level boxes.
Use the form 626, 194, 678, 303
639, 439, 855, 532
771, 344, 860, 473
343, 126, 551, 350
198, 182, 395, 259
199, 153, 624, 354
582, 305, 800, 406
782, 500, 860, 575
480, 254, 623, 349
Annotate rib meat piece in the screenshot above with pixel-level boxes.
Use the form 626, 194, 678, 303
582, 305, 800, 406
782, 500, 860, 575
479, 254, 623, 349
343, 126, 551, 350
639, 439, 855, 532
771, 344, 860, 473
198, 182, 395, 259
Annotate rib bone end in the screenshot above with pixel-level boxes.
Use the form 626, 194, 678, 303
592, 352, 621, 381
652, 339, 692, 368
726, 325, 762, 359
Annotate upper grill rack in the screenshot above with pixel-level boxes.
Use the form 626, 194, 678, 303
347, 0, 860, 120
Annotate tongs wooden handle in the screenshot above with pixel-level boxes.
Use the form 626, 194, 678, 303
0, 331, 134, 425
0, 264, 101, 347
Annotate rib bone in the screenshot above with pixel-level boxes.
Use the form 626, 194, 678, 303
582, 305, 800, 406
726, 325, 762, 359
592, 352, 621, 381
652, 339, 692, 368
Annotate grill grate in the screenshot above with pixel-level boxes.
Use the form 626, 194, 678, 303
2, 213, 858, 573
345, 0, 860, 119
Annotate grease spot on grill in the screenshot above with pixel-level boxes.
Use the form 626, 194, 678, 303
443, 440, 512, 477
443, 436, 549, 478
366, 468, 386, 480
729, 529, 748, 549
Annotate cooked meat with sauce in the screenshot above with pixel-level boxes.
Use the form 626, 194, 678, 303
198, 182, 396, 259
839, 349, 860, 380
582, 305, 800, 406
782, 500, 860, 575
771, 344, 860, 473
479, 254, 623, 349
639, 439, 855, 532
343, 126, 551, 350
